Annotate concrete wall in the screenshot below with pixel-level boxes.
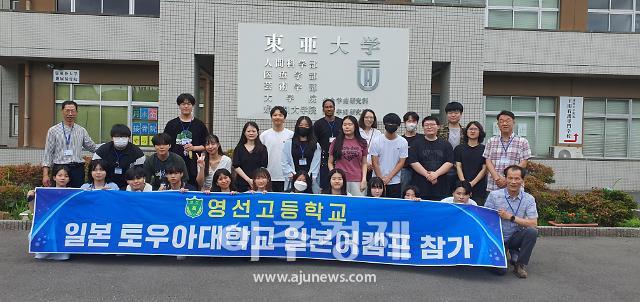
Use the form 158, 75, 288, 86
484, 29, 640, 76
0, 11, 160, 62
538, 159, 640, 192
185, 0, 485, 149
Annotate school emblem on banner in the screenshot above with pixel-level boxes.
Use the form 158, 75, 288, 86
184, 196, 203, 218
357, 60, 380, 91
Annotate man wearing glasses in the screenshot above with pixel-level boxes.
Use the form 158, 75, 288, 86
42, 101, 97, 188
406, 116, 454, 201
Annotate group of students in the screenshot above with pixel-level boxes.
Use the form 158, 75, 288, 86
34, 94, 539, 278
36, 95, 533, 204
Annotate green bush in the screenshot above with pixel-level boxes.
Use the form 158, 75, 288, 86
0, 184, 30, 219
0, 164, 42, 187
525, 161, 636, 227
617, 217, 640, 228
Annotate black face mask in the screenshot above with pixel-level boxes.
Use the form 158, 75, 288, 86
384, 124, 399, 133
297, 127, 311, 137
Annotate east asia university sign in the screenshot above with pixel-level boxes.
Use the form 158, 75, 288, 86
237, 23, 410, 119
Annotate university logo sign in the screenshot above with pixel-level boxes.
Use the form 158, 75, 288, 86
357, 60, 380, 91
184, 196, 203, 218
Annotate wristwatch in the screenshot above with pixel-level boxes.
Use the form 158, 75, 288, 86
510, 215, 516, 223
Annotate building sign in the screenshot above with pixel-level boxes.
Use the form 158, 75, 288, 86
52, 69, 80, 83
558, 96, 583, 145
132, 106, 158, 147
237, 23, 410, 119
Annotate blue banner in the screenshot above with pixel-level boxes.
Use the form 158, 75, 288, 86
30, 188, 506, 267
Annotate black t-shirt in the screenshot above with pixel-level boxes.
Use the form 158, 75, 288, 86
95, 142, 145, 190
232, 144, 269, 191
292, 140, 317, 173
314, 117, 343, 153
164, 117, 209, 186
407, 137, 454, 200
454, 143, 487, 197
403, 134, 424, 169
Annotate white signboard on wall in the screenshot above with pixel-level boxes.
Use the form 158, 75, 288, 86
52, 69, 80, 83
237, 23, 410, 119
558, 96, 583, 145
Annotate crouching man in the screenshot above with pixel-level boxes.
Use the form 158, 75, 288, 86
484, 165, 538, 278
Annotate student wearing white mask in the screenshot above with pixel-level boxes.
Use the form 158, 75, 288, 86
93, 124, 146, 190
287, 170, 313, 194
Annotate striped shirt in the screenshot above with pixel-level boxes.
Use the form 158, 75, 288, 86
482, 133, 531, 191
42, 122, 97, 167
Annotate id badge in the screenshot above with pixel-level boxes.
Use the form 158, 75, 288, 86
298, 158, 308, 166
499, 157, 510, 165
114, 167, 123, 175
329, 137, 336, 143
64, 149, 73, 156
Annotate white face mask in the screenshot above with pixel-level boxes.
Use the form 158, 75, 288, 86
293, 180, 308, 192
405, 122, 418, 132
113, 137, 129, 149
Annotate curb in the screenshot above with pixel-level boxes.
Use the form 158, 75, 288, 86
0, 220, 32, 231
537, 226, 640, 237
1, 220, 639, 237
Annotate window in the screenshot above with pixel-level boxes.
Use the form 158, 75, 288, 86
486, 0, 559, 29
588, 0, 640, 32
10, 103, 18, 137
412, 0, 486, 5
54, 84, 159, 147
134, 0, 160, 16
57, 0, 159, 16
431, 94, 441, 117
485, 96, 556, 157
583, 98, 640, 159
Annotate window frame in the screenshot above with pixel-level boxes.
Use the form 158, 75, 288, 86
486, 0, 560, 29
60, 0, 158, 16
588, 0, 640, 32
484, 95, 557, 158
10, 103, 19, 137
54, 83, 159, 146
583, 97, 636, 159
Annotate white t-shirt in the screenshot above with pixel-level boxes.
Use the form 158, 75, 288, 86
260, 128, 294, 181
369, 134, 409, 185
441, 196, 478, 206
197, 155, 232, 189
126, 183, 153, 192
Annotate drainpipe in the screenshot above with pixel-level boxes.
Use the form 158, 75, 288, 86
23, 62, 30, 147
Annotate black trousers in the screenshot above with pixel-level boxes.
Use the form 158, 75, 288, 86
505, 227, 538, 265
271, 181, 285, 192
385, 184, 401, 198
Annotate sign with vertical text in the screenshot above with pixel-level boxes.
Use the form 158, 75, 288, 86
558, 97, 583, 144
237, 23, 410, 119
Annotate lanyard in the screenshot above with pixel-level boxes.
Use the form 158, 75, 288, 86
181, 118, 193, 132
364, 129, 374, 144
328, 120, 336, 137
113, 149, 123, 167
299, 143, 306, 158
500, 135, 514, 154
504, 189, 522, 216
61, 122, 73, 147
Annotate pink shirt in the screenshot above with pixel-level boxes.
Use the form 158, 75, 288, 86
329, 137, 368, 182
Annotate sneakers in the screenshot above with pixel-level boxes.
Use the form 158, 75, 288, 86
514, 263, 528, 278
